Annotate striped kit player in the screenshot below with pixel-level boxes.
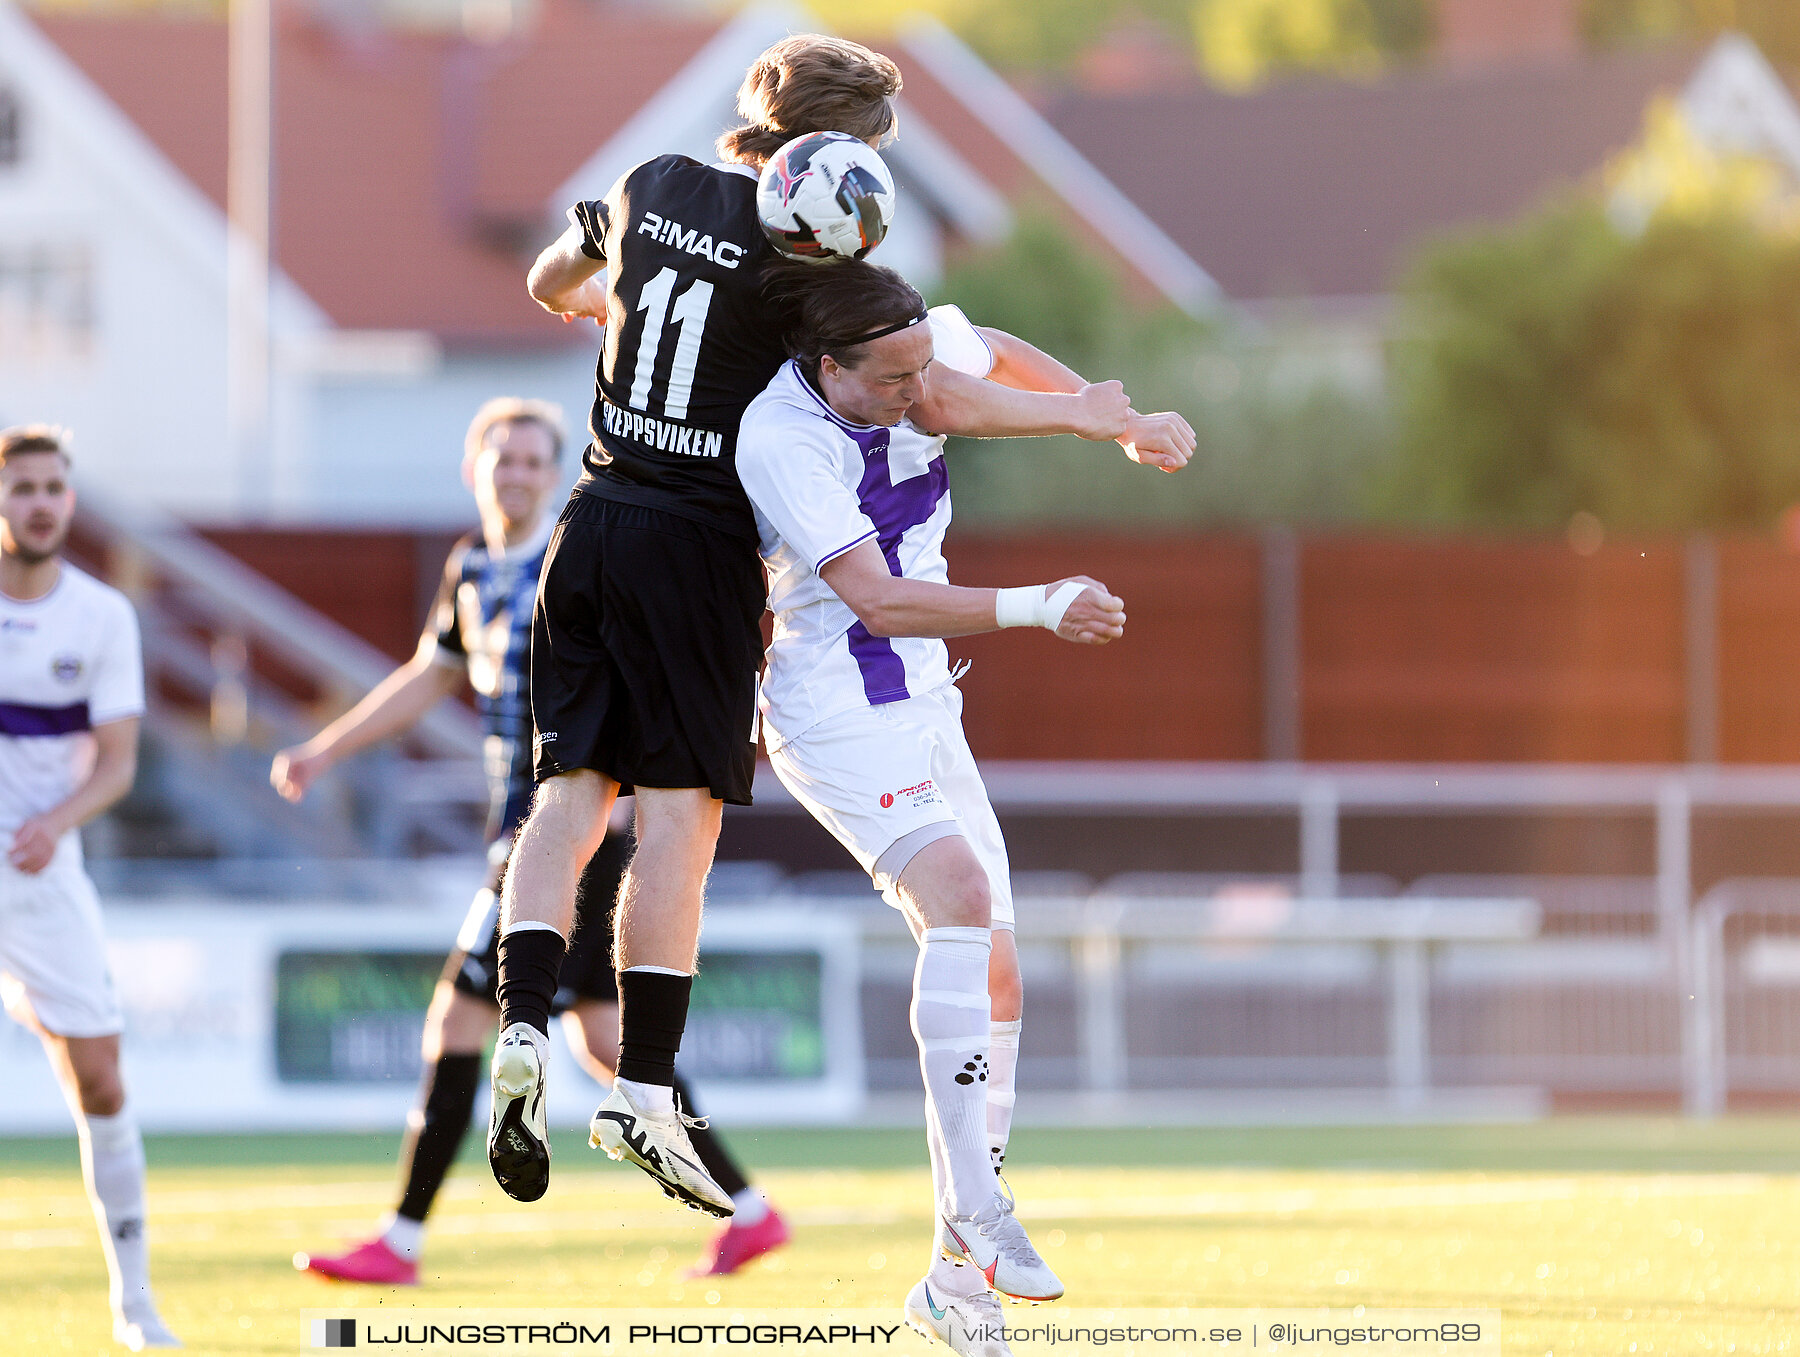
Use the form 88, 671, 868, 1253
272, 400, 784, 1286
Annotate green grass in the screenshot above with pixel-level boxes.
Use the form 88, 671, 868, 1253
6, 1121, 1800, 1354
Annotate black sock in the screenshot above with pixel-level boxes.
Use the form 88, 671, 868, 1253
497, 929, 565, 1035
395, 1052, 483, 1222
616, 968, 691, 1086
670, 1072, 749, 1199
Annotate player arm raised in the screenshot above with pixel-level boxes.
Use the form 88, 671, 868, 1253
907, 326, 1194, 473
270, 640, 463, 803
527, 223, 608, 324
820, 541, 1123, 647
909, 366, 1130, 444
976, 325, 1196, 473
7, 716, 138, 874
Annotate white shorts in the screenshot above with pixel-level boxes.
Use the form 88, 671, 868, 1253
0, 834, 124, 1038
769, 685, 1015, 930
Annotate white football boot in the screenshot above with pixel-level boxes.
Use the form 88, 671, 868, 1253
940, 1188, 1064, 1303
589, 1082, 734, 1217
904, 1276, 1012, 1356
487, 1023, 551, 1202
113, 1311, 183, 1350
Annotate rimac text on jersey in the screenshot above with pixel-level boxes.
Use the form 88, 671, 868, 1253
636, 212, 747, 269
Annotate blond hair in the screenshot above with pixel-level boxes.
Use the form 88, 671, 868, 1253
717, 35, 902, 168
464, 398, 565, 462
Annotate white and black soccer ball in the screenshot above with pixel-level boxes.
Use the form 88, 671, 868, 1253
756, 131, 896, 264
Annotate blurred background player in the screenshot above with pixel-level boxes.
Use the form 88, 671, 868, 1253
736, 266, 1193, 1354
273, 399, 785, 1284
501, 33, 1140, 1215
0, 425, 180, 1351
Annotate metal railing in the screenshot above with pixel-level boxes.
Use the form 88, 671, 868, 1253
1687, 882, 1800, 1115
72, 492, 487, 857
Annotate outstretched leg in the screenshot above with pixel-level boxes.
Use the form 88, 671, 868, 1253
896, 838, 1061, 1304
488, 771, 615, 1203
588, 787, 734, 1217
566, 1000, 788, 1274
300, 981, 494, 1283
986, 929, 1023, 1171
42, 1030, 179, 1349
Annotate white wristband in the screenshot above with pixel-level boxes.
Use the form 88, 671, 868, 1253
995, 582, 1088, 631
995, 586, 1045, 629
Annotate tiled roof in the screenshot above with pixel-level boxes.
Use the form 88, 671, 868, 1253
1047, 47, 1704, 301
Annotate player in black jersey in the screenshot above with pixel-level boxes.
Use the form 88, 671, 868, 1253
489, 36, 1152, 1211
274, 400, 787, 1281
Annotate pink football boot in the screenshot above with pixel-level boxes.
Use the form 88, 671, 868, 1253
295, 1237, 419, 1286
684, 1207, 791, 1278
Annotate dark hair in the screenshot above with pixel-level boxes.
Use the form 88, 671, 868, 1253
717, 35, 901, 168
0, 424, 71, 467
766, 260, 926, 380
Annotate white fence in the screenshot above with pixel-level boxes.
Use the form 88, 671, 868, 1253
0, 896, 862, 1135
12, 762, 1800, 1130
756, 762, 1800, 1117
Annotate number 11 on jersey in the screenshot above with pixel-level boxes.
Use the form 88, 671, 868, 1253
627, 267, 715, 421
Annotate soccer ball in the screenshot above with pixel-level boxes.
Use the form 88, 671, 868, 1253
756, 131, 896, 264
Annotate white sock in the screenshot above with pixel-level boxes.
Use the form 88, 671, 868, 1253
730, 1187, 769, 1225
911, 926, 996, 1220
616, 1076, 675, 1117
987, 1018, 1021, 1171
77, 1108, 156, 1323
378, 1212, 424, 1261
923, 1116, 983, 1294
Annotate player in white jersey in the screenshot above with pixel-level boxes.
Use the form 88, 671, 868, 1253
0, 425, 180, 1351
737, 268, 1192, 1355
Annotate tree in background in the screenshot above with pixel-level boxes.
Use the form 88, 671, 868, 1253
1381, 199, 1800, 532
1193, 0, 1432, 88
932, 213, 1388, 526
1585, 0, 1800, 70
803, 0, 1429, 84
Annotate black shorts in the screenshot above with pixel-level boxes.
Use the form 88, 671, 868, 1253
448, 832, 633, 1011
531, 492, 764, 806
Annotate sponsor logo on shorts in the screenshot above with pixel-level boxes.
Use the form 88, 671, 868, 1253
535, 732, 557, 745
50, 653, 82, 683
881, 780, 943, 811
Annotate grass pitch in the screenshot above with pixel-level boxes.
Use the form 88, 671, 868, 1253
6, 1120, 1800, 1355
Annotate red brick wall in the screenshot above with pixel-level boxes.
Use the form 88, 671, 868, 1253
1720, 539, 1800, 762
200, 526, 1800, 764
200, 527, 464, 661
1300, 537, 1686, 762
946, 534, 1264, 760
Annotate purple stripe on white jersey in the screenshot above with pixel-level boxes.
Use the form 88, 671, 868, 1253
0, 699, 90, 737
845, 620, 910, 704
840, 425, 951, 706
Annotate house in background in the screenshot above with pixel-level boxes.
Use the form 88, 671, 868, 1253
1049, 0, 1800, 387
0, 0, 1211, 527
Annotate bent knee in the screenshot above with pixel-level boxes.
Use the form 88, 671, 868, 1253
76, 1072, 125, 1118
924, 869, 992, 929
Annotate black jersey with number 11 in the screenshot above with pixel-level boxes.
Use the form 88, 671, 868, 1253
567, 155, 791, 542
